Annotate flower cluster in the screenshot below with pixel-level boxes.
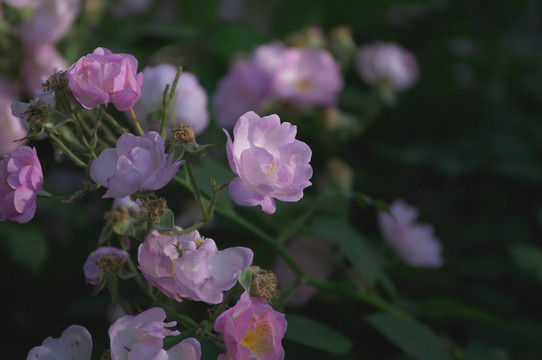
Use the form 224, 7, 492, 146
213, 41, 343, 128
8, 26, 434, 360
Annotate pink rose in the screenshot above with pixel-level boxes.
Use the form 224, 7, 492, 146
1, 95, 26, 156
377, 199, 443, 267
214, 292, 287, 360
355, 42, 419, 91
109, 307, 201, 360
271, 47, 343, 107
131, 64, 209, 135
90, 131, 183, 198
67, 47, 144, 111
26, 325, 92, 360
224, 111, 312, 214
0, 146, 43, 223
138, 228, 254, 304
18, 0, 81, 48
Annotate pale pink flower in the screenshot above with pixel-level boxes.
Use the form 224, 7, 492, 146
224, 111, 312, 214
272, 47, 343, 107
251, 42, 286, 77
378, 199, 443, 267
22, 44, 67, 93
18, 0, 81, 48
138, 229, 254, 304
26, 325, 92, 360
90, 131, 183, 198
1, 95, 26, 156
109, 307, 201, 360
131, 64, 209, 135
214, 292, 287, 360
213, 60, 271, 128
356, 42, 419, 91
67, 47, 144, 111
0, 146, 43, 223
83, 246, 130, 294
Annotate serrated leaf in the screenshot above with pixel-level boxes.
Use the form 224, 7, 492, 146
309, 216, 394, 294
366, 312, 450, 360
0, 222, 49, 274
285, 314, 352, 355
464, 342, 511, 360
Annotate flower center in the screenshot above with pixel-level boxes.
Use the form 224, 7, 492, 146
241, 316, 272, 358
294, 77, 312, 91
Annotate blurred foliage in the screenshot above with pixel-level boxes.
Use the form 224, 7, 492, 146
2, 0, 542, 359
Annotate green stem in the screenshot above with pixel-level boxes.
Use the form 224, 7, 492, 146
129, 107, 144, 136
48, 132, 87, 167
185, 161, 209, 220
160, 66, 183, 138
171, 173, 407, 316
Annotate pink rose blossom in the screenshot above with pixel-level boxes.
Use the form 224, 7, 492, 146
224, 111, 312, 214
131, 64, 209, 135
138, 228, 254, 304
213, 60, 271, 128
356, 42, 419, 91
378, 199, 443, 268
22, 44, 67, 93
18, 0, 81, 48
1, 95, 26, 156
83, 246, 130, 294
90, 131, 183, 198
0, 146, 43, 223
272, 47, 343, 107
214, 292, 287, 360
67, 47, 144, 111
109, 307, 201, 360
26, 325, 92, 360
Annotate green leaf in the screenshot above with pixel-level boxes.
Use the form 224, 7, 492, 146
154, 209, 175, 232
353, 191, 390, 214
285, 314, 352, 355
509, 243, 542, 282
366, 312, 450, 360
0, 222, 49, 274
309, 216, 394, 294
464, 342, 511, 360
112, 219, 136, 237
